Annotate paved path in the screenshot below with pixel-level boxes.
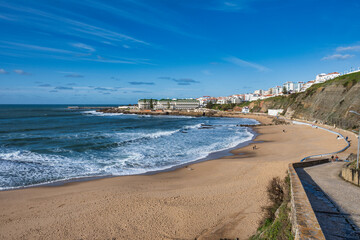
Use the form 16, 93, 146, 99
298, 162, 360, 239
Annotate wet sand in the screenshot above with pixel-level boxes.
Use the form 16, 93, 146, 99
0, 117, 347, 240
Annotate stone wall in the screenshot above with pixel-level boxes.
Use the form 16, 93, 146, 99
341, 162, 360, 186
288, 160, 328, 240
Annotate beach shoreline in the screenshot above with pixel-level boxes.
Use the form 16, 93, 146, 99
0, 114, 347, 239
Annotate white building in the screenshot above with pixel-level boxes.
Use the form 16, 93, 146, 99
244, 93, 253, 101
250, 94, 261, 101
138, 99, 199, 110
242, 106, 250, 114
315, 72, 340, 83
217, 97, 231, 104
301, 80, 315, 92
138, 99, 154, 109
268, 109, 283, 116
229, 94, 243, 104
155, 99, 173, 110
173, 99, 200, 110
283, 82, 294, 92
253, 89, 263, 95
293, 82, 304, 92
272, 86, 283, 95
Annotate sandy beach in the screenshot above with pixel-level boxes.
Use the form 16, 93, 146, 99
0, 116, 347, 240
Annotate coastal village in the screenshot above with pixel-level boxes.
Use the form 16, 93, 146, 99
134, 68, 360, 116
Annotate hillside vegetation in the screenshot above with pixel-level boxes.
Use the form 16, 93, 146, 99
248, 71, 360, 130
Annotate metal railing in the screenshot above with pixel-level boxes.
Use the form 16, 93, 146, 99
292, 121, 351, 162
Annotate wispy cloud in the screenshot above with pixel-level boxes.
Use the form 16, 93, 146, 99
1, 41, 76, 54
55, 86, 73, 90
14, 69, 31, 75
80, 0, 195, 38
0, 68, 8, 74
0, 2, 150, 45
224, 56, 270, 72
336, 45, 360, 52
71, 43, 95, 52
321, 54, 354, 61
128, 81, 155, 85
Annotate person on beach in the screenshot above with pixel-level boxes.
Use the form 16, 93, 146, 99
331, 155, 334, 162
335, 155, 339, 161
253, 145, 256, 150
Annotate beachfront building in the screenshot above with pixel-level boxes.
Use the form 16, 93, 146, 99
173, 99, 200, 109
242, 106, 250, 114
138, 98, 199, 110
155, 99, 173, 110
138, 99, 154, 110
268, 109, 284, 116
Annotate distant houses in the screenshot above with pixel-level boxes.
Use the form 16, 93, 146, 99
197, 71, 344, 106
137, 68, 358, 111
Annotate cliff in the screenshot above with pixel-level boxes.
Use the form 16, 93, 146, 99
249, 71, 360, 130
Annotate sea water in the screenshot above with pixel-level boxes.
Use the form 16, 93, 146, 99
0, 105, 258, 190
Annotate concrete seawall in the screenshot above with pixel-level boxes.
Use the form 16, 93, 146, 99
342, 163, 360, 186
289, 159, 329, 240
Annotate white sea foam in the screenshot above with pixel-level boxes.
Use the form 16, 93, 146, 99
82, 110, 125, 116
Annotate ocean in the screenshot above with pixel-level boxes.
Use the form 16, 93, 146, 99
0, 105, 258, 190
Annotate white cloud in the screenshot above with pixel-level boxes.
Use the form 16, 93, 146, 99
321, 54, 354, 61
1, 41, 76, 54
224, 56, 270, 72
336, 45, 360, 52
0, 68, 8, 74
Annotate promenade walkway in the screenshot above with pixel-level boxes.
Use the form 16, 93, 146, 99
298, 162, 360, 239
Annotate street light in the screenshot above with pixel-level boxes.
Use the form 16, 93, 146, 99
349, 110, 360, 169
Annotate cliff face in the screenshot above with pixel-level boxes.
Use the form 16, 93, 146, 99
249, 72, 360, 129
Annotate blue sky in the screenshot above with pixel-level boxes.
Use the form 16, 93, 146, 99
0, 0, 360, 104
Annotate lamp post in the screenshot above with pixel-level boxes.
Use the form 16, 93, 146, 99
349, 110, 360, 169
